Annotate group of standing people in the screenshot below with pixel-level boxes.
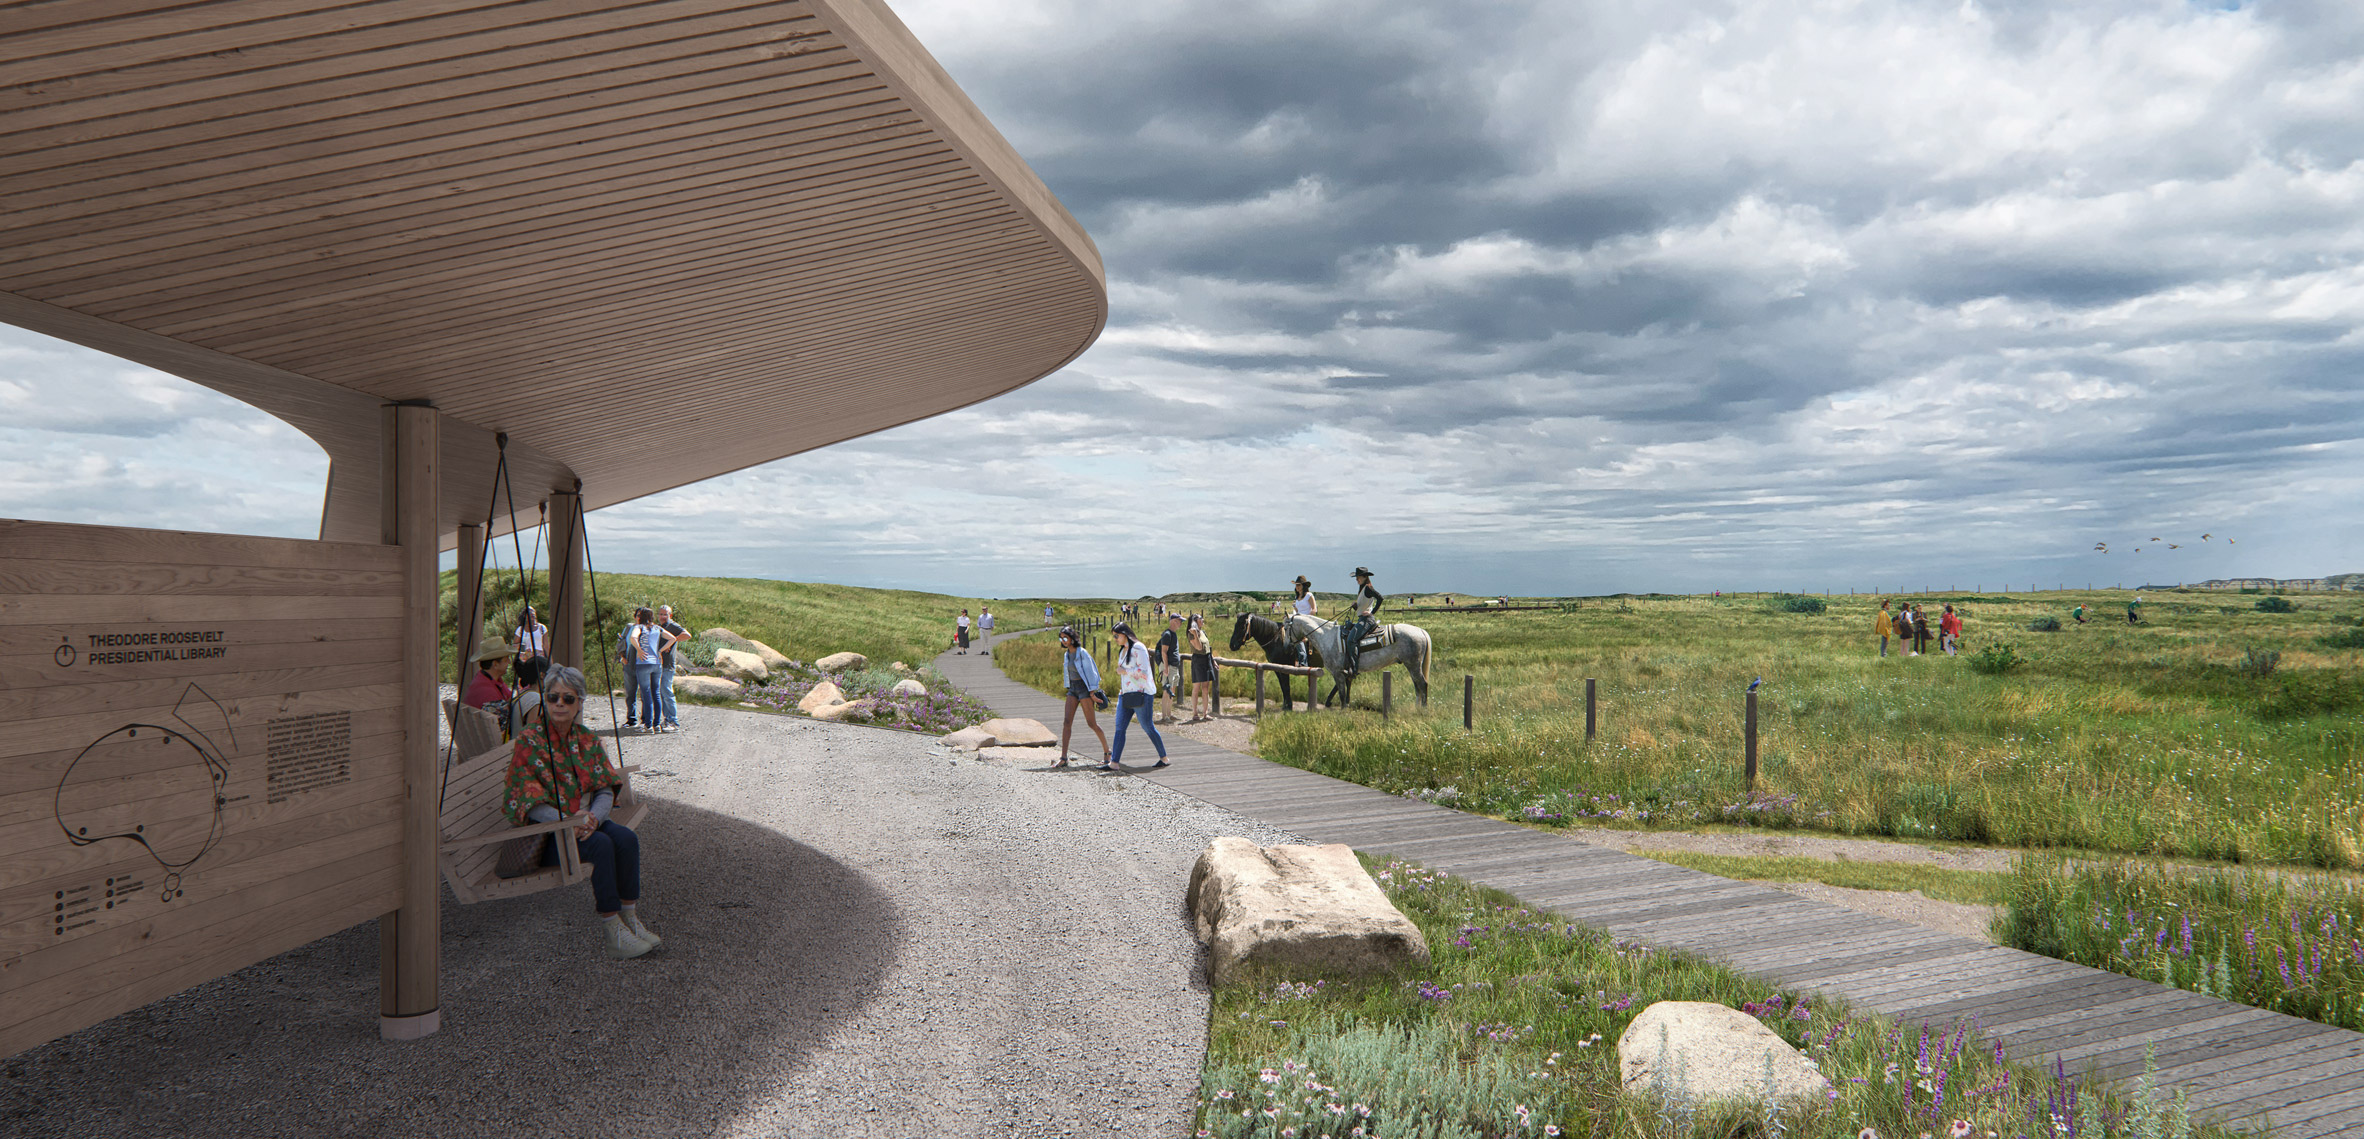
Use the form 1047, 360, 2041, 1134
1153, 613, 1217, 724
953, 606, 994, 654
1874, 600, 1962, 657
618, 605, 689, 733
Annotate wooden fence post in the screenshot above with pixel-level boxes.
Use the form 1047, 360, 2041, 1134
1744, 689, 1759, 792
1463, 674, 1473, 730
1256, 668, 1266, 716
1382, 671, 1392, 720
1585, 678, 1597, 740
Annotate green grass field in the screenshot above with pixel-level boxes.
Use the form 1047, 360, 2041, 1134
1244, 590, 2364, 868
435, 569, 1097, 684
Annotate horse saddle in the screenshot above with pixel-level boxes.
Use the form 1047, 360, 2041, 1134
1356, 626, 1393, 651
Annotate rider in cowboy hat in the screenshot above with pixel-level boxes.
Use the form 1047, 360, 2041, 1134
1343, 567, 1383, 677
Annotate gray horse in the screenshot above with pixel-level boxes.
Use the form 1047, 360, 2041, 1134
1281, 613, 1433, 708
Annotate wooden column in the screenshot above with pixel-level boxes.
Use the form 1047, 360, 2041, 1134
548, 489, 584, 670
380, 403, 441, 1040
454, 521, 483, 692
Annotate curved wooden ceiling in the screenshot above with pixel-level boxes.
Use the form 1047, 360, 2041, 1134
0, 0, 1105, 545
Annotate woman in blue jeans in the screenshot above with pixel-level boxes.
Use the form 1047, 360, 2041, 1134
1104, 623, 1168, 771
503, 665, 661, 958
625, 607, 663, 730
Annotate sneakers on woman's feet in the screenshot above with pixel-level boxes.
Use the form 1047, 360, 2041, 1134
622, 908, 662, 949
603, 915, 654, 959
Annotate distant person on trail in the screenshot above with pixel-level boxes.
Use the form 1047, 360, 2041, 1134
654, 605, 687, 733
1053, 627, 1108, 769
1342, 567, 1384, 677
2127, 595, 2143, 624
515, 606, 549, 664
979, 606, 994, 642
1875, 600, 1894, 657
2073, 603, 2088, 625
1104, 624, 1167, 771
955, 608, 971, 654
1044, 603, 1055, 624
1155, 615, 1185, 724
1940, 604, 1962, 656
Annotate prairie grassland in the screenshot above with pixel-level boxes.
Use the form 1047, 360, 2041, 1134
1249, 592, 2364, 867
1199, 856, 2222, 1139
2001, 856, 2364, 1031
436, 568, 1085, 683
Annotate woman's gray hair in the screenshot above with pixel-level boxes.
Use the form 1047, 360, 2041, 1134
542, 665, 588, 700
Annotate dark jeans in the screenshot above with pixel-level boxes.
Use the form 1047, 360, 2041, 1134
1113, 691, 1164, 762
542, 819, 641, 914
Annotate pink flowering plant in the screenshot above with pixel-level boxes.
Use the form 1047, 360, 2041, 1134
1194, 859, 2241, 1139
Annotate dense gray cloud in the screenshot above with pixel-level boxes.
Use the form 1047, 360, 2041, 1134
10, 0, 2364, 596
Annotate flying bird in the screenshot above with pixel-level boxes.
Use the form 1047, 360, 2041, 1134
2168, 544, 2180, 549
2229, 538, 2237, 545
2203, 533, 2213, 541
2094, 542, 2109, 552
2151, 537, 2163, 543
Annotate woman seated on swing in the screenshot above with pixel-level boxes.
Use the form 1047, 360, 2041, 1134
502, 664, 663, 959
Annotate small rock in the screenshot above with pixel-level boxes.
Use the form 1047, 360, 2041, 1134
1187, 838, 1429, 984
809, 699, 873, 722
816, 651, 869, 671
744, 638, 793, 672
889, 661, 910, 672
797, 680, 846, 714
890, 678, 928, 697
711, 648, 769, 683
1618, 1001, 1833, 1108
941, 726, 997, 751
673, 675, 742, 698
974, 717, 1055, 746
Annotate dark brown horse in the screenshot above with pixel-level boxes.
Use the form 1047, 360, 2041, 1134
1230, 613, 1323, 710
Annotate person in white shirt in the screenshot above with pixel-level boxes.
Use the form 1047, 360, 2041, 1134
955, 608, 972, 654
1291, 575, 1316, 617
1102, 624, 1167, 771
515, 605, 549, 662
979, 606, 994, 640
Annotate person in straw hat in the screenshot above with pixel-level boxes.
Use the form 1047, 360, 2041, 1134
462, 638, 518, 721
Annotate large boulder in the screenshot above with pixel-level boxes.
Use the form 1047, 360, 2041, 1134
745, 638, 793, 673
890, 678, 928, 697
797, 680, 846, 714
815, 651, 868, 672
700, 627, 758, 652
974, 717, 1055, 747
941, 725, 996, 751
1187, 838, 1429, 985
711, 648, 769, 683
809, 699, 873, 722
673, 675, 742, 699
1618, 1002, 1832, 1109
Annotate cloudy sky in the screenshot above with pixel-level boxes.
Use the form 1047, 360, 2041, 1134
9, 0, 2364, 597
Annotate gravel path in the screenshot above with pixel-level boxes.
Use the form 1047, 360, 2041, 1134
1, 697, 1301, 1138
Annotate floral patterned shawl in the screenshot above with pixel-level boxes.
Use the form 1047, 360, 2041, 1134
503, 721, 623, 826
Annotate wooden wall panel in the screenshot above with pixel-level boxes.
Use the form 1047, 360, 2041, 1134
0, 519, 406, 1059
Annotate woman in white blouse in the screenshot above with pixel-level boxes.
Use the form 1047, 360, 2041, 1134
1103, 623, 1168, 771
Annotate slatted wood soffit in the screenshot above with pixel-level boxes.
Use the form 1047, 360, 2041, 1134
0, 0, 1107, 545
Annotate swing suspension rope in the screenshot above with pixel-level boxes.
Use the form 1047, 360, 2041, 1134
574, 483, 626, 765
444, 433, 521, 809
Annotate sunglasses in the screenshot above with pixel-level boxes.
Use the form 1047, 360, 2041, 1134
548, 693, 581, 706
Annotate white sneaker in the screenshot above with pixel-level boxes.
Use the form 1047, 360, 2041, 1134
624, 911, 662, 949
604, 916, 653, 959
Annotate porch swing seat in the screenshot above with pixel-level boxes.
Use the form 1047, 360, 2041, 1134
436, 736, 647, 905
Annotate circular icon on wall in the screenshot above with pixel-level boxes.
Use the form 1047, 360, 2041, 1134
55, 640, 76, 668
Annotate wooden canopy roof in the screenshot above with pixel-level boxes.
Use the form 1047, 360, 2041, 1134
0, 0, 1105, 546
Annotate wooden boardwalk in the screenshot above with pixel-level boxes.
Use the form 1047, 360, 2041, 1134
938, 631, 2364, 1138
